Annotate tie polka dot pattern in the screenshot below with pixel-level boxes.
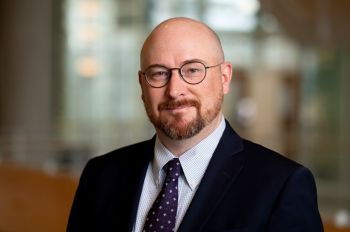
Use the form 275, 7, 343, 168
143, 158, 182, 232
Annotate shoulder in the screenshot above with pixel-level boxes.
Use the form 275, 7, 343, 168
222, 122, 305, 178
242, 139, 300, 168
237, 139, 319, 203
240, 139, 312, 184
91, 139, 154, 163
81, 139, 154, 177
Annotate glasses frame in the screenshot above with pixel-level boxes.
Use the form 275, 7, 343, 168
140, 61, 222, 88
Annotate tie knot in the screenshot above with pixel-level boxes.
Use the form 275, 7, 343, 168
165, 158, 182, 179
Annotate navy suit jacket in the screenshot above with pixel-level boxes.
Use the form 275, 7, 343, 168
67, 122, 323, 231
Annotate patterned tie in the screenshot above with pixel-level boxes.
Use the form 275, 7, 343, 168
143, 158, 182, 232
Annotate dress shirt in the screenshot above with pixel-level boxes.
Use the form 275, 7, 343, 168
133, 117, 226, 232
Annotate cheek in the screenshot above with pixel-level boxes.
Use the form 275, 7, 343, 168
198, 81, 223, 107
201, 79, 223, 97
142, 89, 162, 110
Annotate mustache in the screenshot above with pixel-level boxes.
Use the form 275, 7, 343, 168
158, 99, 200, 110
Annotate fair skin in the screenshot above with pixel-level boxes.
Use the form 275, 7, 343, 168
139, 18, 232, 156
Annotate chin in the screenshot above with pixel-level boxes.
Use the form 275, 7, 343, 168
158, 115, 206, 140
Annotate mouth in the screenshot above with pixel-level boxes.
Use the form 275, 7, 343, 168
158, 100, 199, 112
166, 105, 193, 114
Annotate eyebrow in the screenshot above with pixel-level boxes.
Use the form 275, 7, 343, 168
181, 58, 207, 65
144, 58, 208, 70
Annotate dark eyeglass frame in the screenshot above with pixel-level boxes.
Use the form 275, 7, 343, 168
140, 61, 222, 88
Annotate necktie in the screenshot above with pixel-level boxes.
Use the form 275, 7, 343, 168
143, 158, 182, 232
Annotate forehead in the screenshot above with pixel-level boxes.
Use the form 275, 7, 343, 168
141, 20, 222, 68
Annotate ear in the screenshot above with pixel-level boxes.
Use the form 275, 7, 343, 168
138, 70, 143, 85
138, 70, 145, 101
221, 62, 232, 94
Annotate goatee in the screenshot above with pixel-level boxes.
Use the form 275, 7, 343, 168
144, 96, 222, 140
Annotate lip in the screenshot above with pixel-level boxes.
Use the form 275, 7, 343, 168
165, 105, 193, 113
158, 99, 199, 113
166, 105, 189, 110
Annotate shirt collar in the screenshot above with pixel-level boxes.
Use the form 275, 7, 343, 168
152, 116, 226, 190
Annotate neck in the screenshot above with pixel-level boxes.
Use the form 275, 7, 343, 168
157, 113, 223, 157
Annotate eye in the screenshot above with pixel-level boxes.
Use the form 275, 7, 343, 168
152, 71, 167, 77
187, 68, 201, 74
182, 63, 205, 77
146, 68, 169, 80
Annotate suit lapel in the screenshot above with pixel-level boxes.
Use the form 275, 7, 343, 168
125, 137, 156, 232
178, 122, 245, 232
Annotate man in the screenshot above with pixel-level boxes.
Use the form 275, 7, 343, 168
67, 17, 323, 231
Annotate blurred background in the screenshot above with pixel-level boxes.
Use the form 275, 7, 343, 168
0, 0, 349, 231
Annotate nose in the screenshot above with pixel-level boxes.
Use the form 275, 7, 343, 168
165, 68, 187, 99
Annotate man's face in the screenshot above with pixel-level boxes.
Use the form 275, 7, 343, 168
139, 20, 231, 140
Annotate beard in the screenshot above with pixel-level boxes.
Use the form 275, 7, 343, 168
144, 95, 223, 140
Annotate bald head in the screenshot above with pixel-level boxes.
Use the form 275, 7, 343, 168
140, 17, 225, 70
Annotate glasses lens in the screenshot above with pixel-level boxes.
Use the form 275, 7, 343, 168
181, 62, 206, 84
145, 66, 169, 87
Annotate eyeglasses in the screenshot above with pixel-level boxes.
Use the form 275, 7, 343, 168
140, 61, 222, 88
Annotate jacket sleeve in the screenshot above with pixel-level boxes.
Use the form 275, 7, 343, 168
267, 166, 324, 231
